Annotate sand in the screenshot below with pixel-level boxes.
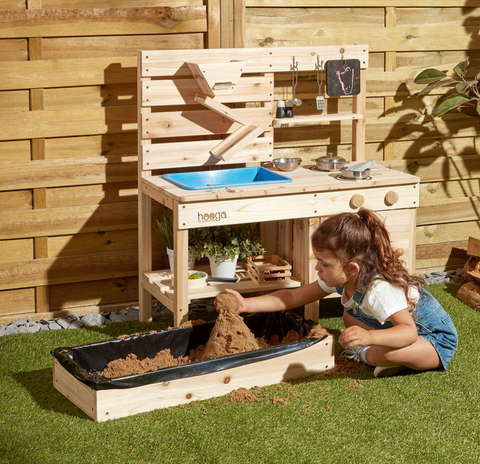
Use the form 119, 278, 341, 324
100, 292, 329, 379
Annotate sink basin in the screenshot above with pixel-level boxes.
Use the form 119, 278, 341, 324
162, 166, 292, 190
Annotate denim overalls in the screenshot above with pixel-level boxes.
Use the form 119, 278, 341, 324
335, 283, 458, 369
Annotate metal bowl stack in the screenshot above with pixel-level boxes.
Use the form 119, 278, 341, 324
273, 157, 302, 172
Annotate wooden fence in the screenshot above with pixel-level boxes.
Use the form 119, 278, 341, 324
1, 0, 479, 323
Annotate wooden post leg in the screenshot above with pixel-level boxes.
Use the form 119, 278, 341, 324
352, 68, 366, 162
139, 192, 152, 322
173, 213, 189, 327
293, 218, 319, 322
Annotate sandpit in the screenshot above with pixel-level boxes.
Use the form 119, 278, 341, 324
101, 292, 329, 379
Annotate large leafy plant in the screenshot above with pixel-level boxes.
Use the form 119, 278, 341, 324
188, 223, 266, 263
414, 58, 480, 118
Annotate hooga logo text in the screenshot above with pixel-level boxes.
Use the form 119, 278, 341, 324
198, 211, 227, 222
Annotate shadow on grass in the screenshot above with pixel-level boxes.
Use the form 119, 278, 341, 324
12, 368, 90, 420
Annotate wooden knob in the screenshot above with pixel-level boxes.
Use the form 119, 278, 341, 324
385, 190, 400, 206
349, 194, 365, 209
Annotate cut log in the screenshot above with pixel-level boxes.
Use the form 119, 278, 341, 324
457, 282, 480, 311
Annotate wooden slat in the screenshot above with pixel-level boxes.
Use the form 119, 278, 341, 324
416, 220, 480, 246
0, 202, 138, 240
41, 0, 205, 6
42, 34, 204, 59
0, 288, 36, 316
49, 276, 140, 311
0, 39, 27, 61
0, 249, 139, 290
141, 107, 272, 139
142, 75, 274, 106
416, 241, 468, 273
142, 136, 273, 170
46, 182, 138, 208
245, 1, 479, 5
0, 57, 137, 91
0, 191, 32, 212
0, 156, 137, 191
0, 7, 207, 38
417, 197, 480, 225
44, 133, 137, 159
0, 106, 137, 141
139, 45, 369, 77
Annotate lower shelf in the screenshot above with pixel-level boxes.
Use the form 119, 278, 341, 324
142, 267, 302, 310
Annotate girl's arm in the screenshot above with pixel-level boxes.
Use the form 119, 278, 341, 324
225, 281, 330, 313
340, 308, 418, 349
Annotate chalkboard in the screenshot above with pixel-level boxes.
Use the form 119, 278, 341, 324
325, 59, 361, 96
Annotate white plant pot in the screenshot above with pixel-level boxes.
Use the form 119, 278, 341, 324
208, 255, 239, 278
166, 248, 195, 275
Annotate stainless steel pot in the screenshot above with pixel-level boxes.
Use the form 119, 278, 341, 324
312, 153, 348, 171
339, 167, 371, 180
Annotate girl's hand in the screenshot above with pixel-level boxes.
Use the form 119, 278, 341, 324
224, 288, 249, 313
339, 326, 372, 349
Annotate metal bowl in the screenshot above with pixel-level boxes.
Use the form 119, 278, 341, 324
312, 153, 348, 172
339, 167, 371, 180
273, 157, 302, 172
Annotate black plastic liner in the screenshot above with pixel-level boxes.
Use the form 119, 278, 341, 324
52, 311, 327, 390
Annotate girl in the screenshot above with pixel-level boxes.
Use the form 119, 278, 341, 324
226, 208, 458, 377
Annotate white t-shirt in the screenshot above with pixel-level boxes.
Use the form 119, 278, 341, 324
318, 278, 419, 324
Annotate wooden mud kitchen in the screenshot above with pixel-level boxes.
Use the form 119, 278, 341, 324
136, 45, 420, 326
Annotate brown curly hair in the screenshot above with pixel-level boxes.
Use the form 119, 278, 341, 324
311, 208, 424, 311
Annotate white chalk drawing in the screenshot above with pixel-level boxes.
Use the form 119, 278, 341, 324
335, 66, 355, 95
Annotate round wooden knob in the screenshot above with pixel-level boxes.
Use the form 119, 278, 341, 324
395, 248, 404, 258
385, 190, 400, 206
349, 194, 365, 209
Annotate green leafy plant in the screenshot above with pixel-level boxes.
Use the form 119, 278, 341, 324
152, 210, 174, 250
188, 223, 266, 263
152, 211, 202, 260
414, 57, 480, 118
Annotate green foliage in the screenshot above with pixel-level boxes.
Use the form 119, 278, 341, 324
188, 223, 265, 263
152, 210, 174, 249
152, 211, 203, 260
414, 58, 480, 118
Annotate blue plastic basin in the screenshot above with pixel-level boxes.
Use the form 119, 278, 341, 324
162, 167, 292, 190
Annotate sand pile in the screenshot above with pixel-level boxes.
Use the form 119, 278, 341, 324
100, 292, 329, 379
198, 293, 262, 361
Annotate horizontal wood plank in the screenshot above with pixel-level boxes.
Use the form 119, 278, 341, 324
0, 202, 138, 240
0, 106, 137, 141
0, 156, 137, 191
246, 1, 480, 5
0, 288, 35, 316
0, 7, 207, 38
42, 34, 204, 59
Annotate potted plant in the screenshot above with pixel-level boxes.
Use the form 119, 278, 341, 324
188, 223, 266, 278
414, 57, 480, 118
152, 210, 196, 274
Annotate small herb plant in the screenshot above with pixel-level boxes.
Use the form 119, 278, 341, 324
188, 223, 266, 263
152, 210, 174, 250
414, 57, 480, 118
152, 210, 202, 260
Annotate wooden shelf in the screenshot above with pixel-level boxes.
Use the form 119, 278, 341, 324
273, 113, 364, 128
142, 269, 302, 309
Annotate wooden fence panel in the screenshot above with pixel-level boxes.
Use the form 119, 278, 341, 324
1, 0, 478, 322
0, 1, 207, 322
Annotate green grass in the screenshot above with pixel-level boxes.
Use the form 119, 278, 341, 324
1, 282, 480, 463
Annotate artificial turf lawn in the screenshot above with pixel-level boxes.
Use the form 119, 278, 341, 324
1, 282, 479, 464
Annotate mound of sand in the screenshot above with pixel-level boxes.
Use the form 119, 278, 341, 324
100, 292, 329, 379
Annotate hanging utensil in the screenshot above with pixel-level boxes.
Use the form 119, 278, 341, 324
291, 56, 302, 106
315, 56, 326, 110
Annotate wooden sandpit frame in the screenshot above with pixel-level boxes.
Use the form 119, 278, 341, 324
52, 333, 334, 422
